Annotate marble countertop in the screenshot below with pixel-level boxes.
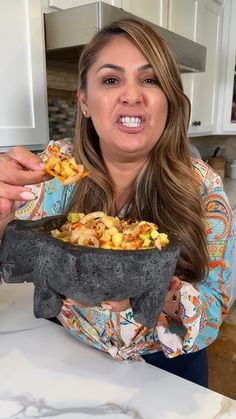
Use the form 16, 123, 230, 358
1, 283, 236, 419
223, 178, 236, 208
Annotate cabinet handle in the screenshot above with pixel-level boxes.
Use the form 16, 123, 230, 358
192, 120, 201, 126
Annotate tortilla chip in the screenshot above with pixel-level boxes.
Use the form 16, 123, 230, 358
44, 146, 88, 185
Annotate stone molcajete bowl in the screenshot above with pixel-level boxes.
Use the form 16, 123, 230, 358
0, 216, 181, 328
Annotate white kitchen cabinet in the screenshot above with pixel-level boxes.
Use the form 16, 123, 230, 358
168, 0, 223, 136
47, 0, 122, 9
216, 0, 236, 133
0, 0, 49, 151
121, 0, 168, 27
48, 0, 168, 27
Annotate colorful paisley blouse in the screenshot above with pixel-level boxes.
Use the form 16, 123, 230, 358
15, 140, 234, 361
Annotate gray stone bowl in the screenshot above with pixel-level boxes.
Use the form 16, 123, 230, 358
0, 215, 181, 328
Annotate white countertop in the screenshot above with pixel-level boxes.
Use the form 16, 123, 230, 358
1, 283, 236, 419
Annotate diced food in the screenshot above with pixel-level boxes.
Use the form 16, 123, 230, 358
43, 145, 88, 185
50, 212, 169, 250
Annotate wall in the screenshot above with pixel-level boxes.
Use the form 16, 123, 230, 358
190, 135, 236, 175
46, 60, 78, 140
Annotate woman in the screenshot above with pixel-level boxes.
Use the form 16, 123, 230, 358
0, 19, 233, 387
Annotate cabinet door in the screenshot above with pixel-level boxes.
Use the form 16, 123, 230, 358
168, 0, 197, 38
217, 0, 236, 133
190, 0, 222, 135
121, 0, 168, 27
0, 0, 49, 151
48, 0, 168, 26
168, 0, 223, 136
168, 0, 196, 113
47, 0, 122, 8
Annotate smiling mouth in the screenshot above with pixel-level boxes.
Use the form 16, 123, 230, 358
119, 116, 142, 128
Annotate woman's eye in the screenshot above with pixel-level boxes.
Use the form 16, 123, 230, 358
142, 78, 159, 85
103, 77, 119, 85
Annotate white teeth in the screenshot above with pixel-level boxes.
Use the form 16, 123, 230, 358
120, 116, 142, 127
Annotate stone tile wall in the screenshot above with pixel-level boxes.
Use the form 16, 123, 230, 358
47, 91, 77, 140
190, 135, 236, 163
47, 61, 78, 140
190, 135, 236, 178
47, 60, 78, 91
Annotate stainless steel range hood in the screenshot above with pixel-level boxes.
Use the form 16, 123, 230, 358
44, 1, 206, 73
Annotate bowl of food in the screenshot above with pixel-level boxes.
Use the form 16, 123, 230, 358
0, 212, 181, 327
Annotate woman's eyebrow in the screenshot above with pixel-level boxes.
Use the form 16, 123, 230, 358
138, 64, 152, 71
96, 63, 152, 73
96, 64, 124, 73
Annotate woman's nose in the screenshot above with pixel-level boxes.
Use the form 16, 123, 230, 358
120, 82, 142, 105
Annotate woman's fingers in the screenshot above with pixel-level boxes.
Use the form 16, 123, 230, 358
63, 298, 91, 308
8, 146, 44, 171
62, 298, 131, 312
162, 276, 182, 319
165, 276, 182, 303
101, 299, 131, 312
0, 198, 14, 218
169, 275, 182, 291
0, 147, 46, 223
0, 148, 45, 187
0, 182, 36, 202
0, 182, 37, 218
0, 164, 45, 186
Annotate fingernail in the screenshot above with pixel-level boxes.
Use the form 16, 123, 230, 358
39, 162, 45, 170
101, 303, 112, 310
20, 191, 37, 201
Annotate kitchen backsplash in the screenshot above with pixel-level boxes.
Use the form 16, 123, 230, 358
47, 60, 78, 140
190, 135, 236, 168
47, 60, 78, 91
48, 90, 77, 140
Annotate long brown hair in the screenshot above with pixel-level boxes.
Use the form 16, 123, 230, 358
69, 18, 209, 282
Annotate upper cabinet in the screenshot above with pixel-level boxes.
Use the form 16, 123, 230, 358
168, 0, 223, 136
121, 0, 168, 27
47, 0, 168, 26
0, 0, 49, 151
217, 0, 236, 133
46, 0, 123, 10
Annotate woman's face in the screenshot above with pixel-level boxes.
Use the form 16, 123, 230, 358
79, 35, 168, 162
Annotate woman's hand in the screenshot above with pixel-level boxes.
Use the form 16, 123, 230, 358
98, 276, 182, 317
63, 277, 182, 316
100, 299, 131, 311
161, 276, 182, 319
63, 297, 131, 312
0, 146, 46, 219
62, 298, 92, 309
99, 277, 182, 315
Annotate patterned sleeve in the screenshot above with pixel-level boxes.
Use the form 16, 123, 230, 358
156, 161, 234, 358
190, 165, 233, 351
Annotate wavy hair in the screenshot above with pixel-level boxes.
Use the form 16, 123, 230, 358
69, 18, 209, 282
